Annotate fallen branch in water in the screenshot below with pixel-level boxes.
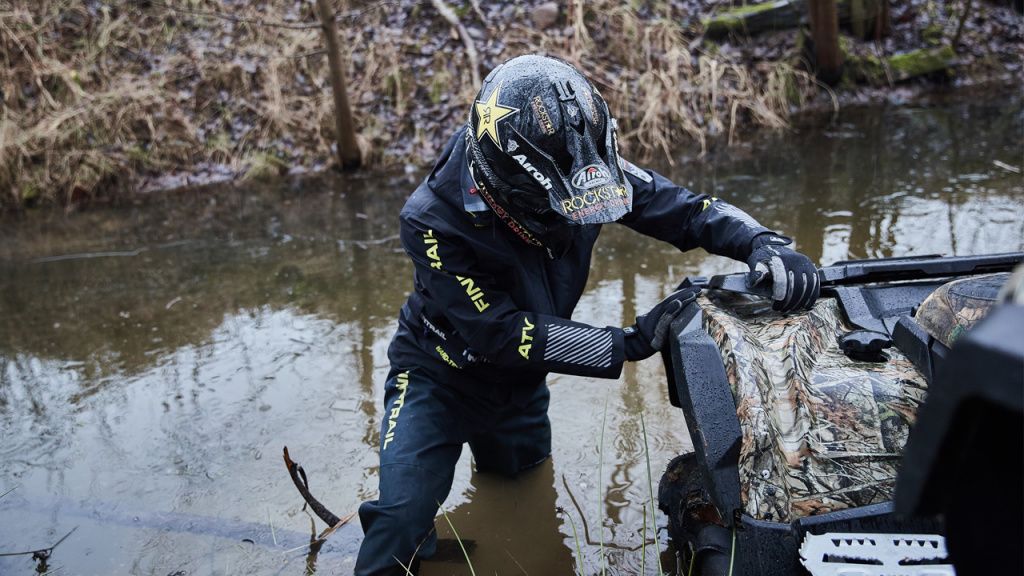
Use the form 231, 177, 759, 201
33, 247, 148, 263
277, 457, 355, 567
282, 446, 346, 528
0, 526, 78, 568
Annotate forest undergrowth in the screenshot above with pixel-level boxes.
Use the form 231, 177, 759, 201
0, 0, 1019, 207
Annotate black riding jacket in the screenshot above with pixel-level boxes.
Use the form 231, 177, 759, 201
387, 127, 771, 398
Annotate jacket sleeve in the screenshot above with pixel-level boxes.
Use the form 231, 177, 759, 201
401, 213, 625, 379
616, 159, 772, 261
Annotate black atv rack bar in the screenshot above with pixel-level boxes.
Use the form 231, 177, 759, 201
694, 251, 1024, 298
818, 251, 1024, 285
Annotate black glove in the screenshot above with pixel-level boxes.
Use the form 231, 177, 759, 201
623, 286, 701, 361
746, 234, 820, 312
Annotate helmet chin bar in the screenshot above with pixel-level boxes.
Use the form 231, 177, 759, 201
466, 130, 579, 259
466, 132, 541, 247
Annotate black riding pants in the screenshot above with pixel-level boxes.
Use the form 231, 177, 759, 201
354, 366, 552, 575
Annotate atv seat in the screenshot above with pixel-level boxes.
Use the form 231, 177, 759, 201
914, 273, 1006, 349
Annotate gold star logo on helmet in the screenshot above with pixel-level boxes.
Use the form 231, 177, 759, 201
474, 83, 518, 147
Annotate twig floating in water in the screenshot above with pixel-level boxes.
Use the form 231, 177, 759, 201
33, 248, 148, 263
282, 446, 342, 527
316, 511, 356, 542
0, 485, 18, 500
560, 474, 656, 552
994, 160, 1021, 174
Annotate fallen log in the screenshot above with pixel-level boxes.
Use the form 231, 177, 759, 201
702, 0, 818, 39
701, 0, 887, 40
848, 45, 958, 83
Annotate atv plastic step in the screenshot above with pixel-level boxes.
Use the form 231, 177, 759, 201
799, 532, 955, 576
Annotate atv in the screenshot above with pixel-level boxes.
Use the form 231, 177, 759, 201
656, 253, 1024, 576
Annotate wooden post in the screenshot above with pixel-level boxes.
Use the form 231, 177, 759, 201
808, 0, 844, 85
315, 0, 361, 171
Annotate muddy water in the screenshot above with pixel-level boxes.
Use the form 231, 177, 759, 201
1, 96, 1021, 575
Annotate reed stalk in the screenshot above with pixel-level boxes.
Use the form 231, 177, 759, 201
440, 507, 476, 576
566, 509, 585, 576
598, 394, 608, 575
641, 408, 665, 575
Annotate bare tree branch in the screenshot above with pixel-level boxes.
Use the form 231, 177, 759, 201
953, 0, 973, 48
428, 0, 482, 88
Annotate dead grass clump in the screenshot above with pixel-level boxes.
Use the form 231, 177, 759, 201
497, 0, 826, 162
0, 3, 171, 204
560, 0, 827, 161
0, 0, 339, 207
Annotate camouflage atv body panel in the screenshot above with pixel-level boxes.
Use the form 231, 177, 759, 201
915, 273, 1007, 349
699, 293, 928, 522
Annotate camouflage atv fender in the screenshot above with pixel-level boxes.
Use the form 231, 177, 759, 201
699, 293, 928, 523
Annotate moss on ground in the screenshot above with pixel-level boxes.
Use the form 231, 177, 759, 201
847, 45, 957, 84
701, 1, 789, 37
888, 45, 957, 80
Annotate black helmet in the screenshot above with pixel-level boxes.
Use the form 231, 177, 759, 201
466, 55, 633, 258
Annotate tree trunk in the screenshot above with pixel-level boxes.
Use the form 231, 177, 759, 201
851, 0, 866, 39
808, 0, 844, 84
874, 0, 891, 39
315, 0, 361, 171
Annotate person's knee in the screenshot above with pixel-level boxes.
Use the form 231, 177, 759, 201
470, 411, 551, 477
472, 442, 550, 477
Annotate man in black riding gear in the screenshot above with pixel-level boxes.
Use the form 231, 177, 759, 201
354, 55, 819, 575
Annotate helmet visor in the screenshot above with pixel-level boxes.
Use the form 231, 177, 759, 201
502, 125, 632, 226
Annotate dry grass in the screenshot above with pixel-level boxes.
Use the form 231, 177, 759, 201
0, 0, 829, 208
0, 0, 338, 206
562, 2, 825, 160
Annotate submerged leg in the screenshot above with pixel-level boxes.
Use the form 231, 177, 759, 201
469, 382, 551, 477
355, 369, 465, 576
